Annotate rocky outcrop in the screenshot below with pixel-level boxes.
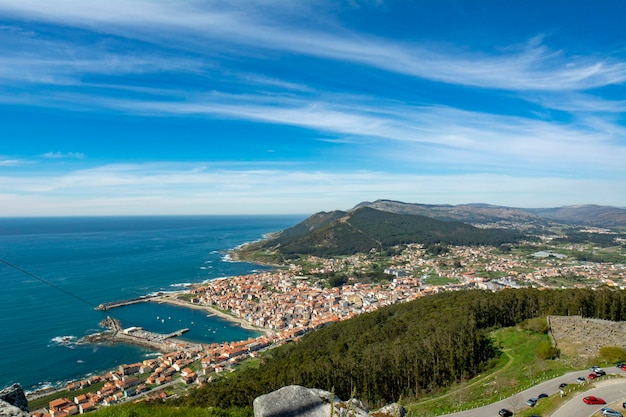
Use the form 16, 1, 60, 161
0, 384, 29, 417
253, 385, 405, 417
549, 315, 626, 358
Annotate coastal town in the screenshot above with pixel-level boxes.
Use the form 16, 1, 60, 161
29, 235, 626, 416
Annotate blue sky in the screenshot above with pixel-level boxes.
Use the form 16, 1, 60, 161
1, 0, 625, 216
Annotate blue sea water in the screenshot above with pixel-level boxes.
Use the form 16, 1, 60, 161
0, 215, 302, 392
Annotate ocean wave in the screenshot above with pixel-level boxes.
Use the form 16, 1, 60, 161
49, 335, 78, 348
25, 381, 55, 396
221, 253, 234, 262
170, 282, 192, 288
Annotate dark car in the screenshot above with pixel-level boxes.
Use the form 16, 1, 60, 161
499, 409, 513, 417
538, 393, 548, 399
559, 383, 568, 389
595, 369, 607, 376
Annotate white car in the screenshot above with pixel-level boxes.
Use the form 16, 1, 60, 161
601, 408, 622, 417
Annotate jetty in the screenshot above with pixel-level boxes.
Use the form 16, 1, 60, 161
95, 295, 158, 311
164, 328, 189, 339
82, 317, 193, 353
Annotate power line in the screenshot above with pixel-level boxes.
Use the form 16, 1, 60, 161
0, 257, 140, 328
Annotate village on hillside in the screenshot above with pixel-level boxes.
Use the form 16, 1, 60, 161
31, 231, 626, 416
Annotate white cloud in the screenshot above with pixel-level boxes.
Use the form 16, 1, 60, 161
0, 164, 624, 216
42, 151, 86, 159
0, 0, 624, 91
0, 158, 25, 166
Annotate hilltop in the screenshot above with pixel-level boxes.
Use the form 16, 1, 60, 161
236, 206, 524, 258
235, 200, 626, 262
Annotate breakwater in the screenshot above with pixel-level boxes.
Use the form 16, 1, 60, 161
82, 318, 192, 353
95, 295, 158, 311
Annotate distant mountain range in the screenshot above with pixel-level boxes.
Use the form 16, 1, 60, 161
236, 200, 626, 259
354, 200, 626, 229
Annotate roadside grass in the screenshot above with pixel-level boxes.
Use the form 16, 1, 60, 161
406, 325, 574, 417
92, 402, 253, 417
28, 381, 106, 411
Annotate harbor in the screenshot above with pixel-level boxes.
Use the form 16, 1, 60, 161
82, 316, 194, 353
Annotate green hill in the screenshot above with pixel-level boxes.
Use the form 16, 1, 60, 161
238, 207, 525, 258
172, 287, 626, 410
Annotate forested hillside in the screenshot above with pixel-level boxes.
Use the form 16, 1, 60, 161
238, 207, 525, 258
175, 288, 626, 410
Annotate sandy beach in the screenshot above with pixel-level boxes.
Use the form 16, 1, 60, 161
149, 293, 272, 335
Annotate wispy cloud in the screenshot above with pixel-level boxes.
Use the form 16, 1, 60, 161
96, 93, 626, 175
0, 158, 25, 166
0, 1, 624, 92
4, 86, 624, 177
0, 163, 623, 215
42, 151, 86, 159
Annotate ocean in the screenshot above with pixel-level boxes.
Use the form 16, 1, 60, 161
0, 215, 303, 392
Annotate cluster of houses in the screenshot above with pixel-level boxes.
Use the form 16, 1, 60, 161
33, 237, 626, 416
188, 271, 424, 332
31, 330, 289, 415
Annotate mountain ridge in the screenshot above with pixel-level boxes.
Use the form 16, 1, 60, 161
238, 205, 525, 258
353, 200, 626, 228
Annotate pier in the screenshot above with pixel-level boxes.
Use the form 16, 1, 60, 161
163, 328, 189, 339
95, 295, 158, 311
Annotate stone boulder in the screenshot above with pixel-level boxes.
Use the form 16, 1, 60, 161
253, 385, 405, 417
0, 384, 29, 417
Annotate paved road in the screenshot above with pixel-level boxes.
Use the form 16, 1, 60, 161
553, 378, 626, 417
445, 367, 625, 417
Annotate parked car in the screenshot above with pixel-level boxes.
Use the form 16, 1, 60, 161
583, 396, 606, 405
499, 408, 513, 417
595, 369, 607, 376
577, 377, 586, 383
559, 382, 568, 389
588, 373, 598, 379
591, 366, 602, 372
601, 408, 623, 417
526, 398, 538, 407
538, 393, 549, 399
622, 402, 626, 409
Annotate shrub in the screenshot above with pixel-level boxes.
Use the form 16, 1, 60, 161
599, 346, 626, 363
536, 341, 559, 359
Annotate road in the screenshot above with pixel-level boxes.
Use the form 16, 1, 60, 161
445, 367, 626, 417
553, 377, 626, 417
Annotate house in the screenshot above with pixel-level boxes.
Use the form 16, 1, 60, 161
78, 402, 95, 414
119, 363, 141, 375
49, 398, 75, 416
182, 372, 197, 384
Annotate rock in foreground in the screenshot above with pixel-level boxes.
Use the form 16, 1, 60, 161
253, 385, 405, 417
0, 384, 29, 417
